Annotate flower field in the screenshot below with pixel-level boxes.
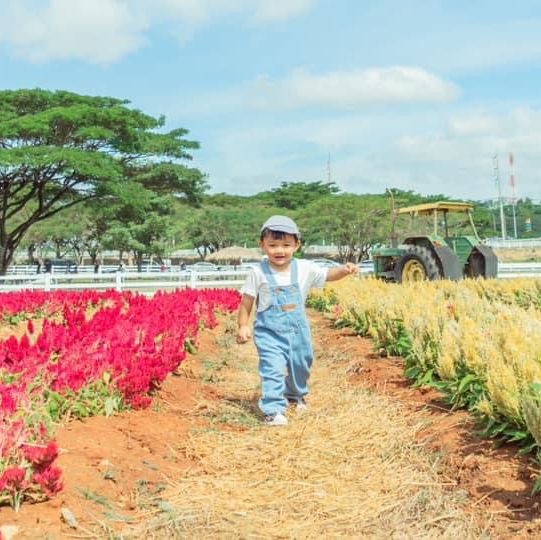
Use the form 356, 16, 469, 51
311, 278, 541, 468
0, 288, 240, 510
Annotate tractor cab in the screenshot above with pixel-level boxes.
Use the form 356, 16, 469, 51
373, 201, 498, 283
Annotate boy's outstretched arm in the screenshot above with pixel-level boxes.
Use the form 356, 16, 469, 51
237, 293, 255, 343
326, 262, 358, 282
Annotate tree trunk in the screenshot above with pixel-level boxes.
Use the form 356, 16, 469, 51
0, 240, 15, 275
27, 243, 36, 264
89, 249, 99, 266
136, 251, 143, 272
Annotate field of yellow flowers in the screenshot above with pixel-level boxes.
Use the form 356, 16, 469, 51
311, 277, 541, 461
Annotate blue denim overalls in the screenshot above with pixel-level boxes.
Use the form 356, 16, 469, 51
254, 259, 313, 416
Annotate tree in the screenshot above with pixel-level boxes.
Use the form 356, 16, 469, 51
185, 204, 280, 257
102, 180, 177, 268
298, 194, 389, 261
0, 88, 206, 273
258, 181, 340, 210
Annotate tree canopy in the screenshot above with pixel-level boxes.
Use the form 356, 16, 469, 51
298, 194, 389, 261
0, 88, 206, 272
255, 181, 340, 210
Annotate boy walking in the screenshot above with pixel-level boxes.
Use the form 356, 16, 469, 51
237, 215, 357, 425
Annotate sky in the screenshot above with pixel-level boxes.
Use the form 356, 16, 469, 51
1, 0, 540, 202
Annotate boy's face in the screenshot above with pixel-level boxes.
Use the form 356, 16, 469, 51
260, 233, 300, 269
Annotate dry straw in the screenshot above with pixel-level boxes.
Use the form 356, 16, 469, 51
129, 317, 479, 539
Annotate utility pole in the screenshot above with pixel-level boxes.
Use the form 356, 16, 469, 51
492, 154, 506, 239
509, 152, 518, 238
327, 152, 332, 184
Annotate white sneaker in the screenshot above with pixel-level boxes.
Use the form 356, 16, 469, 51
264, 412, 288, 426
296, 398, 308, 413
288, 397, 308, 414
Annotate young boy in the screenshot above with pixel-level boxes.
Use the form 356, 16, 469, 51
237, 215, 357, 426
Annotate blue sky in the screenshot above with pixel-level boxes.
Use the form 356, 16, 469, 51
1, 0, 540, 202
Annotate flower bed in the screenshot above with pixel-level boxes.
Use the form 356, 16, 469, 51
0, 288, 240, 509
310, 278, 541, 470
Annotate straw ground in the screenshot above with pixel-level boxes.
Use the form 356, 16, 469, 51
129, 313, 482, 539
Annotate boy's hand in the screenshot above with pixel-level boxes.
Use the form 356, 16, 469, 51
237, 324, 252, 344
326, 262, 359, 282
342, 262, 358, 275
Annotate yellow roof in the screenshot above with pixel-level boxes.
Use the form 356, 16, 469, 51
397, 201, 474, 215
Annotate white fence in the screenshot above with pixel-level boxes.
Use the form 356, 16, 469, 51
0, 263, 539, 293
495, 262, 541, 279
0, 269, 250, 293
6, 264, 179, 275
486, 238, 541, 249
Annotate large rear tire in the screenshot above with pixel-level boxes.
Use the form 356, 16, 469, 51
466, 251, 486, 278
395, 245, 442, 283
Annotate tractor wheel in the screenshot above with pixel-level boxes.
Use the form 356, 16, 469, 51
395, 245, 442, 283
466, 251, 486, 278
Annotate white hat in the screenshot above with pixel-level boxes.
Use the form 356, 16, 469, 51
261, 215, 300, 237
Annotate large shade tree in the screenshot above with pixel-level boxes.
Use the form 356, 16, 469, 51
0, 88, 206, 273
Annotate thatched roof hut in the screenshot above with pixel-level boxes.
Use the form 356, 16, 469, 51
206, 246, 263, 263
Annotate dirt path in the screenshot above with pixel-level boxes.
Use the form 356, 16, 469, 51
127, 314, 481, 538
2, 310, 541, 538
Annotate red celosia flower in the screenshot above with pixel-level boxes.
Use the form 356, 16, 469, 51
22, 442, 59, 469
32, 465, 63, 497
0, 466, 27, 494
0, 287, 241, 509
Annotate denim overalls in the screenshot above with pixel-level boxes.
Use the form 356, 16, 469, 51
254, 259, 313, 416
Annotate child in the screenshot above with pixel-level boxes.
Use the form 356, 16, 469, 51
237, 215, 357, 425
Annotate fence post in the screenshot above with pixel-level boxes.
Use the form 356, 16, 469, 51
44, 274, 51, 292
190, 269, 197, 289
115, 272, 122, 292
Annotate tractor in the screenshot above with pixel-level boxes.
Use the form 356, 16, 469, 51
372, 201, 498, 283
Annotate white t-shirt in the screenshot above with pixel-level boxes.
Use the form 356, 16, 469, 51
241, 259, 329, 312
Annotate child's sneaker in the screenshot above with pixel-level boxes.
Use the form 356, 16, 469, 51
296, 398, 308, 412
264, 412, 288, 426
288, 397, 308, 414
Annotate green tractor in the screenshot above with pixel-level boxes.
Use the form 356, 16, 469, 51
372, 201, 498, 283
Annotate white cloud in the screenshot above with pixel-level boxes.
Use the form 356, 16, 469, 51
198, 106, 541, 201
448, 115, 501, 136
177, 66, 460, 115
0, 0, 316, 64
0, 0, 148, 64
247, 67, 460, 110
358, 107, 541, 199
150, 0, 316, 24
251, 0, 316, 23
